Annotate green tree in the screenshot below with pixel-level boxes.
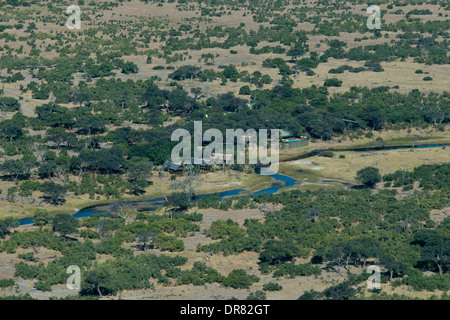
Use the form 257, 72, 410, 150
1, 120, 23, 142
356, 167, 381, 187
33, 209, 51, 227
136, 230, 155, 252
166, 192, 190, 211
239, 85, 251, 95
323, 280, 360, 300
324, 78, 343, 87
287, 42, 307, 78
52, 213, 78, 236
41, 182, 67, 205
0, 159, 26, 182
76, 115, 105, 136
247, 290, 267, 300
298, 290, 323, 300
414, 230, 450, 275
0, 217, 18, 238
128, 162, 152, 181
379, 255, 408, 281
222, 269, 259, 289
81, 266, 113, 297
259, 239, 300, 265
121, 61, 139, 74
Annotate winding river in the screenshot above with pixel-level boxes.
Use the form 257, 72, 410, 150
17, 142, 448, 226
18, 174, 297, 226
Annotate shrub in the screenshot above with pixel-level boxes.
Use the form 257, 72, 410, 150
324, 78, 342, 87
273, 263, 322, 278
328, 68, 344, 74
402, 184, 413, 191
298, 290, 323, 300
0, 278, 15, 288
318, 151, 334, 158
402, 269, 450, 291
153, 234, 185, 252
247, 290, 267, 300
222, 269, 259, 289
239, 85, 251, 95
356, 167, 381, 187
35, 281, 52, 292
18, 252, 38, 262
178, 262, 223, 286
262, 282, 283, 291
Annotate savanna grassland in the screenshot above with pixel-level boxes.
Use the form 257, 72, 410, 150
0, 0, 449, 301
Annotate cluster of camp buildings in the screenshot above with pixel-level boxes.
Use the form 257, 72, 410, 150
163, 130, 308, 173
163, 155, 228, 173
279, 129, 309, 150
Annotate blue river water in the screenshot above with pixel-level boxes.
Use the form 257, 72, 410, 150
16, 143, 448, 226
17, 174, 297, 226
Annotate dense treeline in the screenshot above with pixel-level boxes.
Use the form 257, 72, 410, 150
195, 186, 449, 281
1, 78, 448, 205
383, 162, 450, 191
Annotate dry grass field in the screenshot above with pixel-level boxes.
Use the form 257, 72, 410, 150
0, 0, 449, 301
281, 146, 450, 183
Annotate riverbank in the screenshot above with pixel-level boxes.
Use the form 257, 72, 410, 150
0, 170, 272, 220
2, 128, 449, 221
279, 127, 450, 161
18, 173, 297, 225
279, 143, 450, 186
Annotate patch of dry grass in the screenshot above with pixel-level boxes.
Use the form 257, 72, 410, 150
284, 146, 450, 183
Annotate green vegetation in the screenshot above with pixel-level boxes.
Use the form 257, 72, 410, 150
0, 279, 15, 288
356, 167, 382, 187
262, 282, 283, 291
383, 163, 450, 191
0, 0, 448, 301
